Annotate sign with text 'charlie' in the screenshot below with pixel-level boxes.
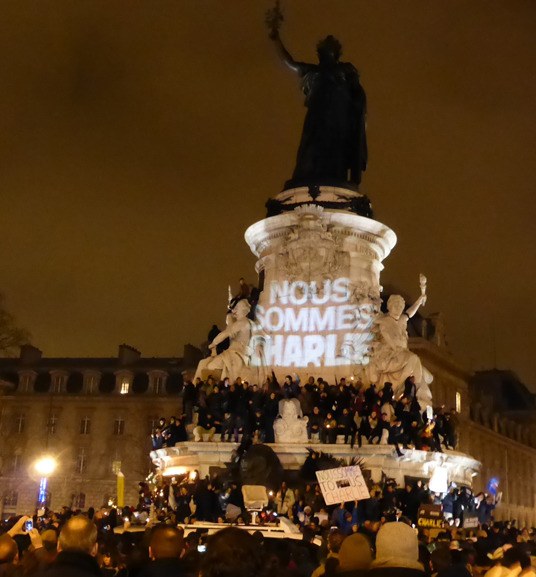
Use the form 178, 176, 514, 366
315, 466, 370, 505
417, 505, 444, 529
254, 278, 376, 369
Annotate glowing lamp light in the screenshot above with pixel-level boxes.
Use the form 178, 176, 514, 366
34, 456, 57, 476
162, 466, 188, 477
34, 455, 57, 506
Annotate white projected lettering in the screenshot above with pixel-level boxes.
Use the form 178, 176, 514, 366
255, 277, 375, 369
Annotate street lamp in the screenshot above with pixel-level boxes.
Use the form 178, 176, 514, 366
34, 455, 57, 507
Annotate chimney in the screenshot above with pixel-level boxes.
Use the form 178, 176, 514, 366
19, 344, 43, 365
118, 344, 141, 365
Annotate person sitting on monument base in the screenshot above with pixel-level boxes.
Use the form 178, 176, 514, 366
337, 407, 357, 446
193, 409, 217, 442
388, 417, 405, 457
320, 412, 337, 444
369, 412, 391, 445
246, 409, 266, 443
307, 406, 323, 440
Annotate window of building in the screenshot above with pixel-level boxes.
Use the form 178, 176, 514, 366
14, 413, 25, 434
86, 375, 97, 394
20, 374, 32, 391
72, 493, 86, 509
75, 448, 87, 474
154, 376, 164, 395
12, 454, 22, 473
52, 375, 66, 394
47, 414, 58, 435
455, 391, 462, 413
3, 491, 18, 508
80, 416, 91, 435
113, 418, 125, 436
120, 378, 130, 395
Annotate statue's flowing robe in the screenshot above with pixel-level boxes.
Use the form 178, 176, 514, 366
290, 61, 367, 187
194, 319, 253, 382
369, 314, 433, 402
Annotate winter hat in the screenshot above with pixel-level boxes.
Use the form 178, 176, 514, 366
371, 522, 424, 571
338, 533, 372, 571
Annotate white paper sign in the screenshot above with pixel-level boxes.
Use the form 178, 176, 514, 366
315, 466, 370, 505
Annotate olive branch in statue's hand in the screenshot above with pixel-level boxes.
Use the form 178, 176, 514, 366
265, 0, 284, 39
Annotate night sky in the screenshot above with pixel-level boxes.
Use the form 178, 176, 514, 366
1, 2, 535, 388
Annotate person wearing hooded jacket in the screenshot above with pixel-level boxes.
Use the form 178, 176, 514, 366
369, 521, 427, 577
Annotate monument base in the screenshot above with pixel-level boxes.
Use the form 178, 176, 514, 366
266, 186, 373, 218
151, 441, 480, 489
244, 202, 397, 384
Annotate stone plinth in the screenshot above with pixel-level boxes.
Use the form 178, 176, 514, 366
265, 186, 372, 217
151, 442, 480, 489
244, 202, 396, 382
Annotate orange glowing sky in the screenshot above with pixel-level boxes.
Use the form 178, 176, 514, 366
0, 1, 535, 387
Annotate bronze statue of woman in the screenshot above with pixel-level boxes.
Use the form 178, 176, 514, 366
266, 3, 367, 191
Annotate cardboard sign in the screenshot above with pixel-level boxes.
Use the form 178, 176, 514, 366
315, 466, 370, 505
463, 515, 479, 529
417, 504, 444, 529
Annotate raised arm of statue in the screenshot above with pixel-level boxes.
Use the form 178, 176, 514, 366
405, 294, 426, 319
406, 275, 428, 318
266, 1, 305, 74
271, 34, 303, 73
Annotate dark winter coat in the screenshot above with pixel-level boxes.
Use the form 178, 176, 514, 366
369, 568, 426, 577
138, 558, 187, 577
40, 551, 101, 577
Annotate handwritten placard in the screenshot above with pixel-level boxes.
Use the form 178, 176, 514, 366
315, 466, 370, 505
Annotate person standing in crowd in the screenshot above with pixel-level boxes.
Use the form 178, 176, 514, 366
42, 515, 100, 577
263, 391, 280, 443
369, 521, 426, 576
221, 382, 239, 442
337, 533, 372, 577
0, 534, 19, 576
151, 427, 164, 450
138, 525, 185, 577
182, 380, 198, 425
275, 481, 295, 517
201, 527, 264, 577
311, 529, 345, 577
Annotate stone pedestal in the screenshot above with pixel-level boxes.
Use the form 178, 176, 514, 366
151, 442, 481, 489
244, 198, 396, 382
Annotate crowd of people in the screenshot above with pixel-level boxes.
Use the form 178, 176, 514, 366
151, 374, 459, 456
139, 466, 500, 531
0, 470, 531, 577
